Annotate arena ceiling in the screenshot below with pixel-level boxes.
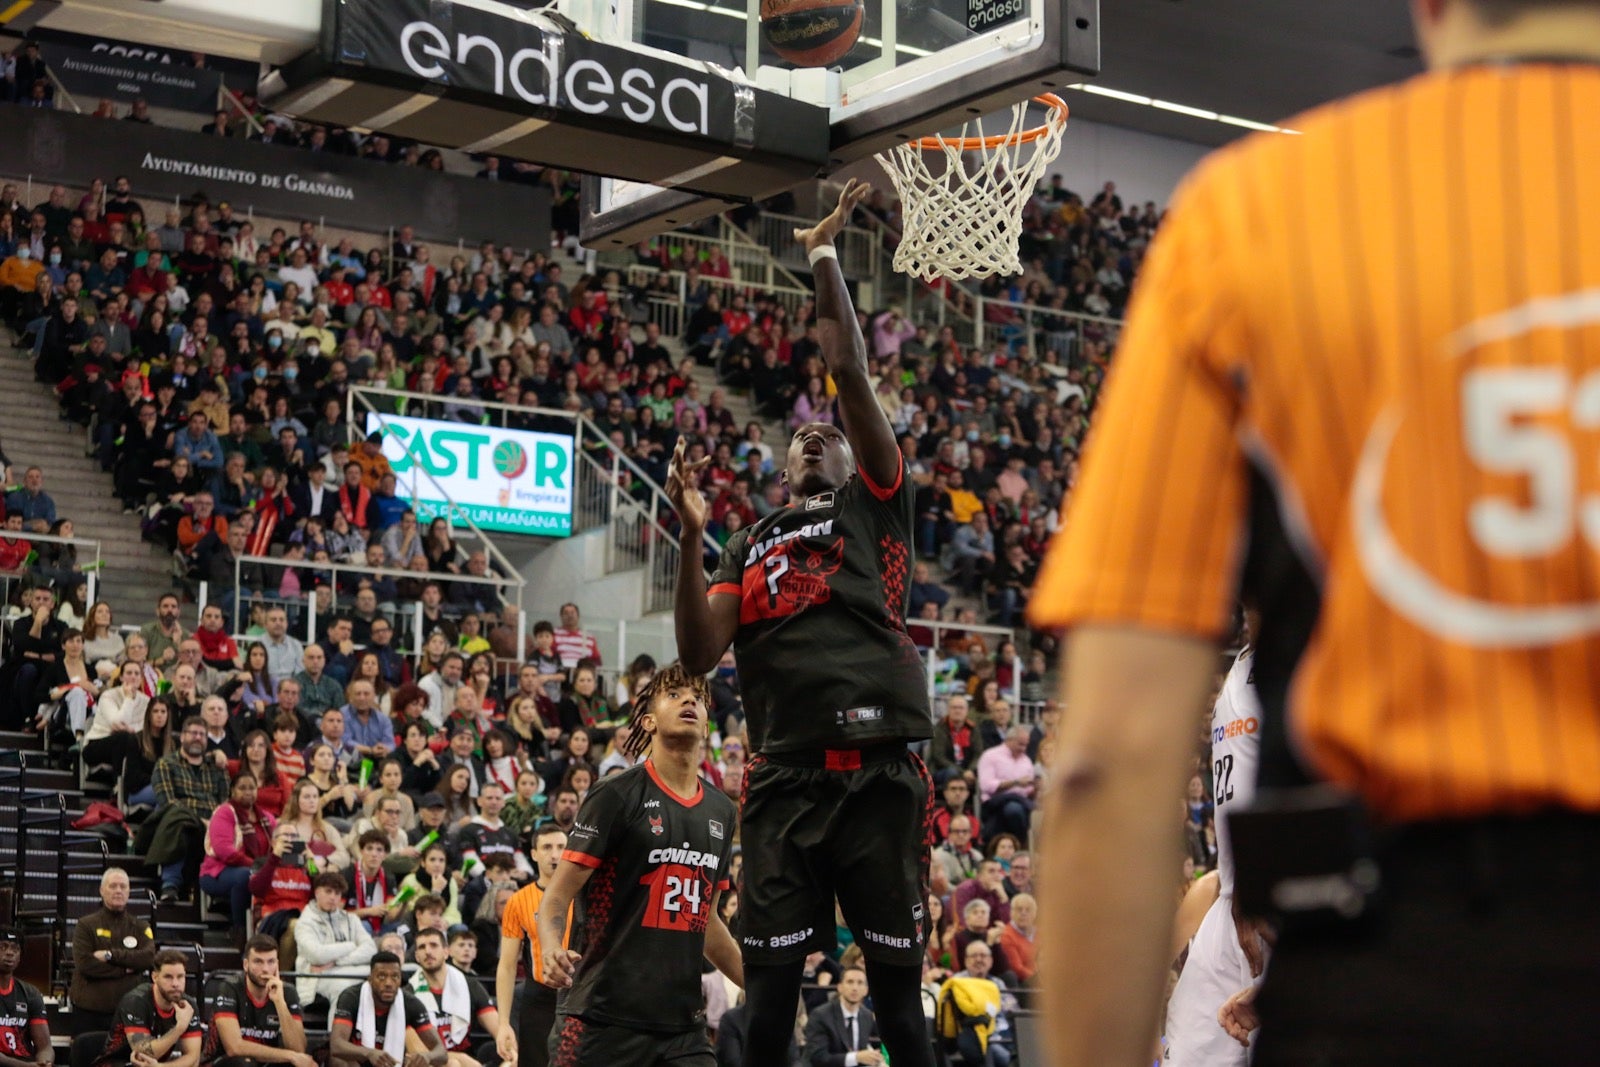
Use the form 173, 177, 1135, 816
1071, 0, 1426, 145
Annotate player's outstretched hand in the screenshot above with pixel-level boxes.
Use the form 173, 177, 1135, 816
666, 437, 711, 533
793, 178, 872, 254
1218, 985, 1259, 1047
542, 947, 582, 989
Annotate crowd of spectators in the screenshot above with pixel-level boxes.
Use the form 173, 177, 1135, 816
0, 92, 1183, 1058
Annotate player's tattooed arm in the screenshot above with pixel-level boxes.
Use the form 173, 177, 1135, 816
534, 860, 594, 989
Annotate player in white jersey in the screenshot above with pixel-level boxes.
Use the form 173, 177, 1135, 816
1164, 645, 1269, 1066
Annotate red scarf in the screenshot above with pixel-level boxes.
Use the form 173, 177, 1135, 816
232, 801, 273, 859
247, 491, 292, 555
339, 483, 372, 529
354, 866, 387, 933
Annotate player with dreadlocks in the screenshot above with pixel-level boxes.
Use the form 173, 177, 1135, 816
535, 662, 742, 1067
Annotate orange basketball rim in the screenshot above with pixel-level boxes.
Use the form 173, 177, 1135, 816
909, 92, 1070, 151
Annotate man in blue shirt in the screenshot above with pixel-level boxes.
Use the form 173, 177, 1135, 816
173, 410, 224, 471
85, 248, 126, 304
341, 680, 395, 762
317, 615, 358, 686
4, 467, 55, 526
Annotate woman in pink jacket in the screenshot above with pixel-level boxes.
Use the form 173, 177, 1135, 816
199, 771, 276, 940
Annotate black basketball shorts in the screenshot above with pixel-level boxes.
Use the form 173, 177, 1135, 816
550, 1016, 714, 1067
736, 742, 935, 966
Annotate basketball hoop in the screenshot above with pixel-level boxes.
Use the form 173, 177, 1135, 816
875, 93, 1069, 283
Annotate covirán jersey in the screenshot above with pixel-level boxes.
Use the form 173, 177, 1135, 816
559, 761, 736, 1033
709, 462, 929, 753
96, 986, 202, 1067
205, 975, 303, 1059
0, 977, 44, 1060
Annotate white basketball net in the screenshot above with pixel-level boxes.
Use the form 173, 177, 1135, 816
876, 99, 1068, 283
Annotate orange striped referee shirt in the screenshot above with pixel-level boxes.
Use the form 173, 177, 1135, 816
1031, 61, 1600, 823
500, 879, 571, 985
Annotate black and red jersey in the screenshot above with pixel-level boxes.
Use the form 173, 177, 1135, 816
205, 975, 302, 1059
560, 760, 736, 1033
0, 977, 43, 1059
709, 461, 930, 753
97, 986, 202, 1067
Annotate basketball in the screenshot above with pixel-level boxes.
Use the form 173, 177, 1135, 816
760, 0, 863, 68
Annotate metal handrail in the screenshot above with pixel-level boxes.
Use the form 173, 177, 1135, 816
43, 68, 81, 114
216, 84, 265, 136
717, 216, 811, 292
971, 293, 1123, 359
752, 211, 880, 284
0, 529, 105, 607
343, 386, 530, 586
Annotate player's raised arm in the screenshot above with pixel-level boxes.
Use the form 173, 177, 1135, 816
667, 439, 741, 672
794, 179, 902, 491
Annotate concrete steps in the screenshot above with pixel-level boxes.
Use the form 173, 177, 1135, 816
0, 337, 177, 615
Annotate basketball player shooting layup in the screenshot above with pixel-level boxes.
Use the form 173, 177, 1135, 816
534, 664, 742, 1066
667, 179, 936, 1067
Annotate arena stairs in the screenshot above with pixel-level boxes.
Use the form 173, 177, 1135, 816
0, 330, 178, 614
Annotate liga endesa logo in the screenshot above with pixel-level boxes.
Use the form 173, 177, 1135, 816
396, 22, 713, 135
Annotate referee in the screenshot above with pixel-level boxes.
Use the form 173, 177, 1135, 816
1030, 1, 1600, 1064
494, 824, 570, 1067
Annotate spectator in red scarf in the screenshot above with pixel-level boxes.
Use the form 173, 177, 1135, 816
194, 604, 241, 670
200, 771, 277, 940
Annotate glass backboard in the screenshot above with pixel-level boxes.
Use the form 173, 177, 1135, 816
579, 0, 1098, 245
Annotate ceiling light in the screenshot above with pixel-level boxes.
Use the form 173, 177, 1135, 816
1063, 83, 1298, 135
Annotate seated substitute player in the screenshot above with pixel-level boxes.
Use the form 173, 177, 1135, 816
207, 935, 312, 1067
0, 929, 52, 1067
328, 953, 446, 1067
535, 663, 742, 1066
94, 949, 201, 1067
666, 179, 935, 1067
408, 929, 500, 1067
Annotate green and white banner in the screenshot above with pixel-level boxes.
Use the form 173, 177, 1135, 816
367, 415, 574, 537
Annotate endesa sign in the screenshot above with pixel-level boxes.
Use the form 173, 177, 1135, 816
368, 415, 574, 537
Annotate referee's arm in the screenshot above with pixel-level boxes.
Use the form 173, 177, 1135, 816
494, 934, 522, 1060
1043, 627, 1218, 1065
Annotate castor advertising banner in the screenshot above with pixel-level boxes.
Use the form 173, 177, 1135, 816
367, 414, 573, 537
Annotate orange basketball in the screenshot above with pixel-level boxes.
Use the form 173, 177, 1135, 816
760, 0, 864, 68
